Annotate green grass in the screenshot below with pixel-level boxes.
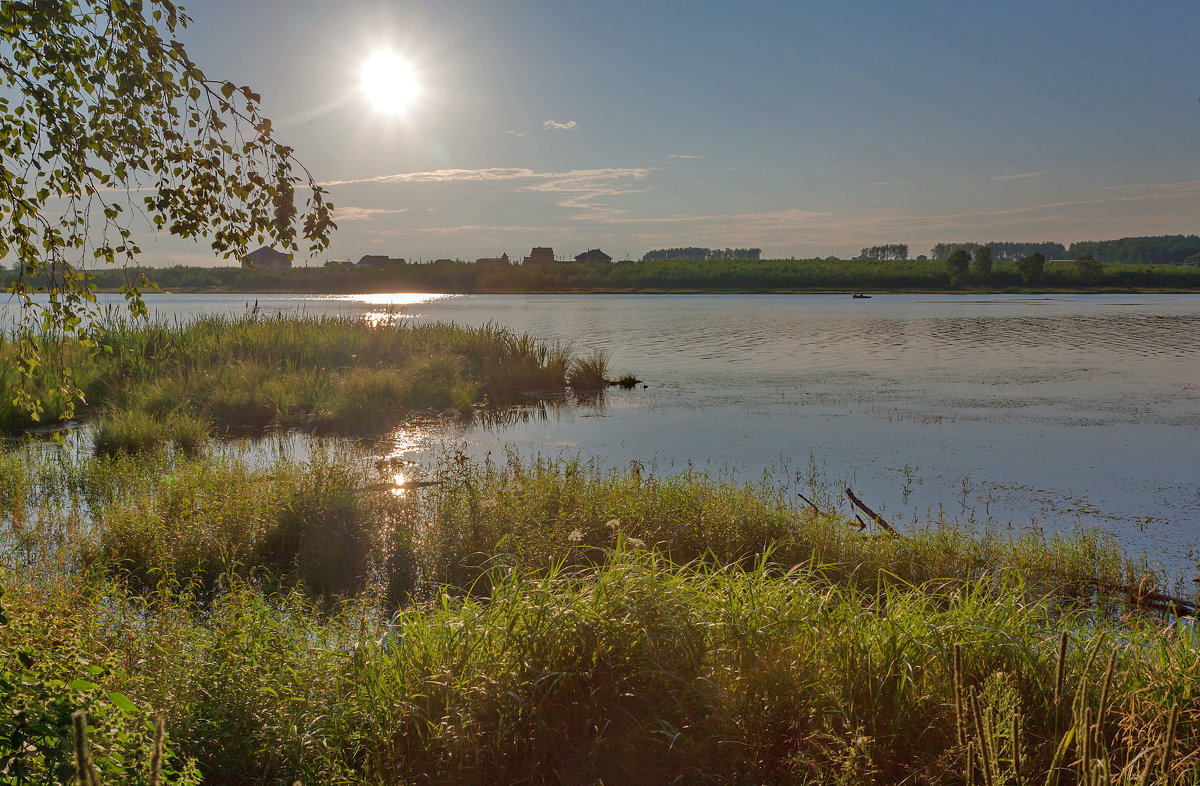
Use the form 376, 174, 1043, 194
93, 410, 211, 456
2, 448, 1198, 783
568, 349, 610, 391
0, 315, 601, 440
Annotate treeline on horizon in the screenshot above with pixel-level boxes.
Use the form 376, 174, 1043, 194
640, 247, 762, 261
930, 234, 1200, 265
7, 256, 1199, 295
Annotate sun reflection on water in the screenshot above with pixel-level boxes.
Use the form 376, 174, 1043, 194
371, 419, 456, 496
347, 293, 456, 307
334, 293, 457, 327
390, 471, 408, 498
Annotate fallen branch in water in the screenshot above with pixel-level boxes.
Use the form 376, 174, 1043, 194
797, 492, 823, 515
1087, 575, 1197, 617
845, 488, 903, 538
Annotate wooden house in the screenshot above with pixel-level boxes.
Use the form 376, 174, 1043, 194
241, 246, 292, 270
574, 248, 613, 264
523, 247, 555, 265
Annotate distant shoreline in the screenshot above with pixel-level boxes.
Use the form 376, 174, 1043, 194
103, 284, 1200, 296
6, 257, 1200, 296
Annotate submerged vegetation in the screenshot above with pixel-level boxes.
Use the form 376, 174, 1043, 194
1, 447, 1197, 784
0, 314, 602, 440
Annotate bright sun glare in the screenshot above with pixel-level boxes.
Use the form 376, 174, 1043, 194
360, 50, 421, 115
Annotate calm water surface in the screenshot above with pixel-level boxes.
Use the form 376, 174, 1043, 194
9, 292, 1200, 575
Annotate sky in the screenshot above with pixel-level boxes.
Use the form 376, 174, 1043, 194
146, 0, 1200, 264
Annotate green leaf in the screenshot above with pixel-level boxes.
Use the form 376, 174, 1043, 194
108, 692, 137, 713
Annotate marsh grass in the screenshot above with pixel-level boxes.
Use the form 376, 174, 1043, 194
567, 349, 610, 391
1, 315, 596, 440
6, 548, 1199, 784
83, 450, 413, 599
93, 410, 211, 456
410, 455, 1145, 604
2, 450, 1198, 784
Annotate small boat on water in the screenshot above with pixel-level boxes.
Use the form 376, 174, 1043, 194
851, 293, 871, 299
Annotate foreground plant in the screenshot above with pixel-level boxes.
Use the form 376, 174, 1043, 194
2, 451, 1197, 783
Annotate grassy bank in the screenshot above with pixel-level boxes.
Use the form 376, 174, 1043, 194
2, 448, 1197, 784
8, 258, 1200, 295
0, 315, 610, 438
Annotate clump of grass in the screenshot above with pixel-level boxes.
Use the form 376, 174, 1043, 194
450, 379, 484, 413
568, 350, 610, 391
93, 411, 211, 456
88, 451, 414, 598
318, 367, 415, 434
169, 415, 210, 456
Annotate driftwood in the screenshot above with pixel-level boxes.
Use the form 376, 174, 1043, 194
845, 488, 903, 538
1087, 576, 1197, 617
797, 492, 823, 515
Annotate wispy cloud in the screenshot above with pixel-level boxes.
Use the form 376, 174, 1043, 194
872, 180, 915, 186
668, 154, 707, 160
365, 224, 552, 237
570, 184, 1200, 248
321, 167, 654, 217
322, 168, 542, 186
577, 207, 833, 227
519, 168, 652, 217
504, 130, 527, 138
989, 170, 1051, 181
335, 206, 408, 222
543, 119, 579, 131
1100, 178, 1200, 192
321, 166, 1200, 254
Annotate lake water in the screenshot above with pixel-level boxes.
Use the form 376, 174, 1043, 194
7, 292, 1200, 576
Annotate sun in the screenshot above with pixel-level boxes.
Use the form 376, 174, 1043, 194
359, 50, 421, 115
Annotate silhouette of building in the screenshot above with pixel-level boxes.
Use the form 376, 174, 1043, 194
476, 253, 511, 265
356, 255, 406, 267
241, 246, 292, 270
574, 248, 613, 264
523, 247, 555, 264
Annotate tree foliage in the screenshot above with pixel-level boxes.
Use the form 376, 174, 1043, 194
945, 248, 969, 282
1016, 252, 1046, 284
855, 243, 908, 261
1074, 254, 1101, 280
971, 245, 992, 280
931, 241, 1066, 262
1067, 235, 1200, 265
640, 247, 762, 262
0, 0, 335, 419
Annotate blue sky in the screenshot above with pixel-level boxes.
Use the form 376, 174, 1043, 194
153, 0, 1198, 264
